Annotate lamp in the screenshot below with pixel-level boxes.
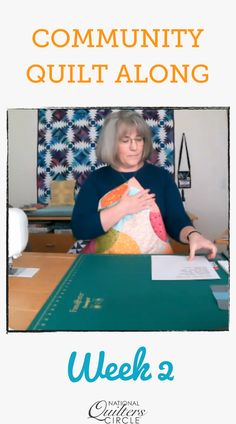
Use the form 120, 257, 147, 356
8, 208, 28, 274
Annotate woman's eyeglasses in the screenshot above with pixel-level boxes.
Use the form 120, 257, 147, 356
119, 136, 144, 144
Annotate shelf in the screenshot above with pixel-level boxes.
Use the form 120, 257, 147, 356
28, 216, 71, 221
26, 214, 74, 253
27, 233, 75, 253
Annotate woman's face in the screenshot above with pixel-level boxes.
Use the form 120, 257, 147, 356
115, 126, 144, 172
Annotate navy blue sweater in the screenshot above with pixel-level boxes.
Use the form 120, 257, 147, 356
71, 163, 192, 242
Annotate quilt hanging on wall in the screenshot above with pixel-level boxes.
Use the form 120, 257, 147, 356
37, 108, 174, 204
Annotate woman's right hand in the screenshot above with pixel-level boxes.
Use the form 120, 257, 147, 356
100, 188, 156, 232
119, 188, 156, 214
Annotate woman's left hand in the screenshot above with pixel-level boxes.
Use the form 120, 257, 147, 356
188, 232, 217, 261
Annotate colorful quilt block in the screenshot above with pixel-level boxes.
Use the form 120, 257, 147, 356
82, 177, 173, 255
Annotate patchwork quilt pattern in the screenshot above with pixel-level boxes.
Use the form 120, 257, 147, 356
82, 177, 173, 255
37, 108, 174, 204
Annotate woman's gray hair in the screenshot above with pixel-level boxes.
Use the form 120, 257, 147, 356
96, 110, 153, 166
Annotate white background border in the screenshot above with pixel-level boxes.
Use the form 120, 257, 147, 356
1, 1, 235, 423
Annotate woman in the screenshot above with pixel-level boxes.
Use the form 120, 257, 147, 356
71, 110, 217, 260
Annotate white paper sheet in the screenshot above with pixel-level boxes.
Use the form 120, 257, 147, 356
218, 260, 229, 274
8, 267, 39, 278
151, 255, 220, 280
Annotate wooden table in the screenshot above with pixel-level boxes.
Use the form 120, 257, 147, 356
214, 229, 229, 246
8, 252, 76, 331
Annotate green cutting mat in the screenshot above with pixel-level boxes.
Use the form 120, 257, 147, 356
27, 254, 228, 331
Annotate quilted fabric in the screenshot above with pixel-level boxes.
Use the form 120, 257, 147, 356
37, 108, 174, 204
82, 177, 173, 255
49, 180, 75, 206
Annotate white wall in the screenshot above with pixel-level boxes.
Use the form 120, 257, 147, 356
174, 109, 228, 241
8, 109, 38, 206
8, 108, 229, 242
